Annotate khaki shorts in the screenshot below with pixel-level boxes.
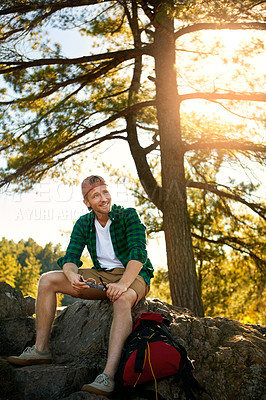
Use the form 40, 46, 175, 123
78, 267, 149, 305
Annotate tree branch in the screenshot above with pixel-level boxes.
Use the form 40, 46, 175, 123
0, 58, 133, 104
187, 180, 266, 220
175, 22, 266, 39
184, 140, 266, 154
0, 47, 152, 74
125, 2, 163, 210
179, 92, 266, 102
0, 0, 102, 16
192, 232, 266, 273
0, 100, 155, 188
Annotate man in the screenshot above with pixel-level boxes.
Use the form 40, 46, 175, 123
8, 175, 154, 397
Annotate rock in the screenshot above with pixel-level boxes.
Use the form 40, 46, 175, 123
50, 299, 112, 369
49, 297, 194, 367
0, 282, 36, 356
23, 295, 36, 317
0, 317, 35, 355
50, 298, 266, 400
0, 358, 15, 399
169, 315, 266, 400
9, 364, 93, 400
0, 282, 35, 318
0, 285, 265, 400
62, 391, 110, 400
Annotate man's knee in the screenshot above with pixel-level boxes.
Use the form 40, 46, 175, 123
38, 272, 52, 288
38, 271, 64, 292
113, 289, 137, 312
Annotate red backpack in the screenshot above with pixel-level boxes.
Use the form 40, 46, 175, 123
115, 312, 211, 400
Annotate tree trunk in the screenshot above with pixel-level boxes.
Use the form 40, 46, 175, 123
154, 13, 204, 316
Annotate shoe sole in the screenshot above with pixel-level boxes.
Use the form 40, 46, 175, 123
7, 357, 52, 366
81, 384, 113, 398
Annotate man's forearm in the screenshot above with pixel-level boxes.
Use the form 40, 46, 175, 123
119, 260, 143, 289
63, 262, 78, 282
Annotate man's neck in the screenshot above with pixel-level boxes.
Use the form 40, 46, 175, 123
95, 213, 109, 227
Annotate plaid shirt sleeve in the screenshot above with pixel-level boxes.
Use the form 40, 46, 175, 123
57, 216, 87, 268
124, 209, 148, 264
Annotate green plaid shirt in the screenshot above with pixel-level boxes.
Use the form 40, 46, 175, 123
57, 204, 154, 285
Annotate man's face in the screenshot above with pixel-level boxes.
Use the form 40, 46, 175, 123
84, 185, 111, 215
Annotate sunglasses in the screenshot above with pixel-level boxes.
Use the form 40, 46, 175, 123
80, 276, 108, 291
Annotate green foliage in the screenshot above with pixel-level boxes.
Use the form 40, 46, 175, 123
149, 268, 172, 304
0, 0, 264, 192
0, 237, 64, 297
0, 237, 93, 304
149, 260, 265, 324
0, 251, 17, 287
201, 253, 266, 324
15, 254, 41, 298
37, 242, 64, 274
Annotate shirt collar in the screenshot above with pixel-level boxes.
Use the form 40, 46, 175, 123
108, 204, 123, 221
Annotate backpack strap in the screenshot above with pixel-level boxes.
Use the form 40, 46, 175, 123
133, 332, 160, 400
134, 335, 148, 373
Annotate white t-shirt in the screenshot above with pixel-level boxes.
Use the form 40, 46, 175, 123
95, 218, 124, 270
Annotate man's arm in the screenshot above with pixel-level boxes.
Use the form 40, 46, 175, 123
63, 262, 88, 292
57, 216, 87, 270
118, 260, 143, 288
106, 260, 143, 302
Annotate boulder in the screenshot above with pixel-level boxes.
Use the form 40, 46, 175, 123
0, 282, 35, 318
0, 282, 36, 356
49, 298, 194, 368
0, 285, 265, 400
11, 363, 92, 400
0, 317, 35, 356
49, 298, 266, 400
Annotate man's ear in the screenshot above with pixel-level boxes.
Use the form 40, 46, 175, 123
83, 198, 90, 208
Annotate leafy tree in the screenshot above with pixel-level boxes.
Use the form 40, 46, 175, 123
0, 238, 41, 296
0, 237, 64, 296
37, 242, 64, 273
0, 0, 266, 315
149, 268, 171, 304
0, 238, 19, 286
0, 251, 18, 287
15, 253, 41, 297
149, 257, 265, 324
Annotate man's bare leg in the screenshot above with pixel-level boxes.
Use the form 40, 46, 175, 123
103, 288, 137, 378
81, 289, 137, 395
7, 270, 107, 365
35, 271, 107, 352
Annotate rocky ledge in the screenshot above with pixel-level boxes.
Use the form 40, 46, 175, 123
0, 282, 265, 400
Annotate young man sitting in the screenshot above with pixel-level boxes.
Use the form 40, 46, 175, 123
8, 175, 154, 397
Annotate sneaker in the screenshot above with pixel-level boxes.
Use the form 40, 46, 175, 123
81, 373, 115, 397
7, 345, 52, 366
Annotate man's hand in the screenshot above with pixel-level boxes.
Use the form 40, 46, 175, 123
106, 282, 128, 302
63, 263, 88, 293
71, 274, 89, 293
